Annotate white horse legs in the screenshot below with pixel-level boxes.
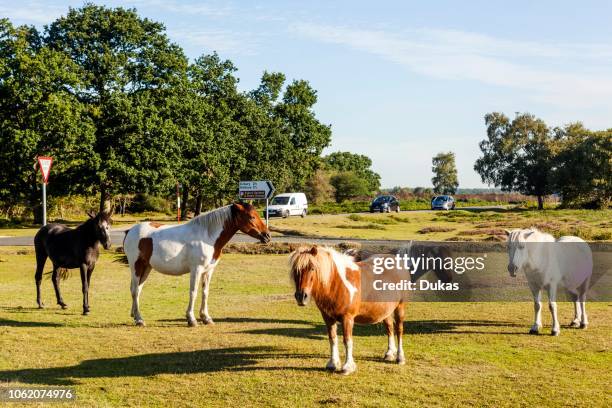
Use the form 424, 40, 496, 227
571, 300, 582, 328
199, 269, 215, 324
529, 288, 542, 334
130, 266, 150, 326
580, 300, 588, 328
186, 266, 204, 327
571, 295, 588, 329
325, 322, 341, 371
341, 318, 356, 375
548, 286, 560, 336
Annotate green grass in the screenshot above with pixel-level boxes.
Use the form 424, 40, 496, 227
0, 247, 610, 407
270, 209, 612, 241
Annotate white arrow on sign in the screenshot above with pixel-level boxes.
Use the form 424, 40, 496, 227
238, 180, 275, 200
37, 156, 53, 184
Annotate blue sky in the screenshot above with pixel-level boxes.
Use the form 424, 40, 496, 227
3, 1, 612, 188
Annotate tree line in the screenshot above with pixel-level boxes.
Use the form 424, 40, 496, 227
0, 5, 348, 221
475, 112, 611, 210
427, 113, 610, 210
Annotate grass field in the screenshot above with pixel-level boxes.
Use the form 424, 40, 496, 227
270, 209, 612, 241
0, 247, 610, 407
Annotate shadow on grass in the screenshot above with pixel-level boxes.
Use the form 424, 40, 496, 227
157, 316, 524, 337
239, 318, 525, 339
0, 318, 63, 327
0, 346, 323, 385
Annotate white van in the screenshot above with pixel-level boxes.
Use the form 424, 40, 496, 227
265, 193, 308, 218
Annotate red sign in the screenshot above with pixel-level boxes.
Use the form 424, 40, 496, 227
37, 156, 53, 184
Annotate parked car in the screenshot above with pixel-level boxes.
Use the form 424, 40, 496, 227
431, 195, 455, 210
265, 193, 308, 218
370, 195, 400, 213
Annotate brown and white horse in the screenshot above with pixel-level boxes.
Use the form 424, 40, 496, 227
123, 202, 270, 327
290, 245, 405, 375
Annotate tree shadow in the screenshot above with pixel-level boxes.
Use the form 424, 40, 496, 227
0, 346, 323, 386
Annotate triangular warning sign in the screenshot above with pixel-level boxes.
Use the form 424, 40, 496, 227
37, 156, 53, 183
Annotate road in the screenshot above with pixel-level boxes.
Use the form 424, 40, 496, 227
0, 205, 509, 247
0, 228, 414, 247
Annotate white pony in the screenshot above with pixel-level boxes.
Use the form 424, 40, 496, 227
506, 228, 592, 336
123, 203, 270, 327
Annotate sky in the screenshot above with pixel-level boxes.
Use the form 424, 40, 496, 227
2, 0, 612, 188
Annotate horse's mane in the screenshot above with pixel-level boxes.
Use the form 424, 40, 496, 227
508, 227, 555, 243
290, 246, 358, 287
188, 205, 233, 236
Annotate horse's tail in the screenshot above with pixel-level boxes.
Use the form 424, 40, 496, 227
123, 228, 130, 247
45, 268, 71, 281
112, 228, 131, 265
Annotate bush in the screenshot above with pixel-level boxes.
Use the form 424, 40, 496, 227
128, 194, 172, 214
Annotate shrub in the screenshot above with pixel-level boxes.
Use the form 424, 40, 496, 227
128, 194, 172, 214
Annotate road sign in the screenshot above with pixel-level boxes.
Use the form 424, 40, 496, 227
37, 156, 53, 226
37, 156, 53, 184
239, 180, 275, 200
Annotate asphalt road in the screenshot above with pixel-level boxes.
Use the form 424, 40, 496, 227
0, 205, 509, 247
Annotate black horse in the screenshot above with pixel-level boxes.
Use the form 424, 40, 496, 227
34, 210, 112, 315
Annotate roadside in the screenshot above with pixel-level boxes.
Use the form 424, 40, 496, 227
1, 207, 609, 246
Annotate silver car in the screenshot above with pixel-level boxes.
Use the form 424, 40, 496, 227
431, 195, 455, 210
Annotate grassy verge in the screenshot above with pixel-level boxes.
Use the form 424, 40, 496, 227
270, 209, 612, 241
0, 248, 610, 407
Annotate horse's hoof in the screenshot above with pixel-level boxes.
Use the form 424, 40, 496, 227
202, 317, 215, 325
325, 359, 340, 371
340, 363, 356, 375
551, 330, 560, 336
37, 303, 44, 309
529, 328, 539, 335
383, 352, 396, 362
58, 302, 68, 309
135, 320, 146, 327
187, 319, 198, 327
82, 310, 89, 316
579, 323, 588, 330
396, 356, 406, 365
569, 320, 580, 328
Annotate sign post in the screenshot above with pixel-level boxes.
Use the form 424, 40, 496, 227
176, 183, 182, 222
37, 156, 53, 226
238, 180, 275, 226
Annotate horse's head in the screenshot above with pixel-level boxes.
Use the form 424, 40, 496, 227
88, 209, 113, 250
289, 246, 332, 306
505, 228, 534, 277
231, 202, 270, 244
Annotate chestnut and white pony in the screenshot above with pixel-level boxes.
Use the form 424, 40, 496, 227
506, 228, 592, 336
124, 202, 270, 327
290, 246, 405, 375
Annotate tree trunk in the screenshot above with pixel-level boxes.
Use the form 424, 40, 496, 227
99, 186, 111, 213
194, 194, 203, 216
537, 195, 544, 210
180, 188, 189, 220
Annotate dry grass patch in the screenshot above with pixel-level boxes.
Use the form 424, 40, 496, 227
418, 226, 456, 234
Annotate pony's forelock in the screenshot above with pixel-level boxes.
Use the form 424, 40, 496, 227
289, 246, 333, 287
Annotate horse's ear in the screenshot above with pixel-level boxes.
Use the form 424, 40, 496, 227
310, 246, 318, 256
503, 229, 511, 236
86, 210, 96, 219
523, 230, 534, 239
233, 201, 244, 211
